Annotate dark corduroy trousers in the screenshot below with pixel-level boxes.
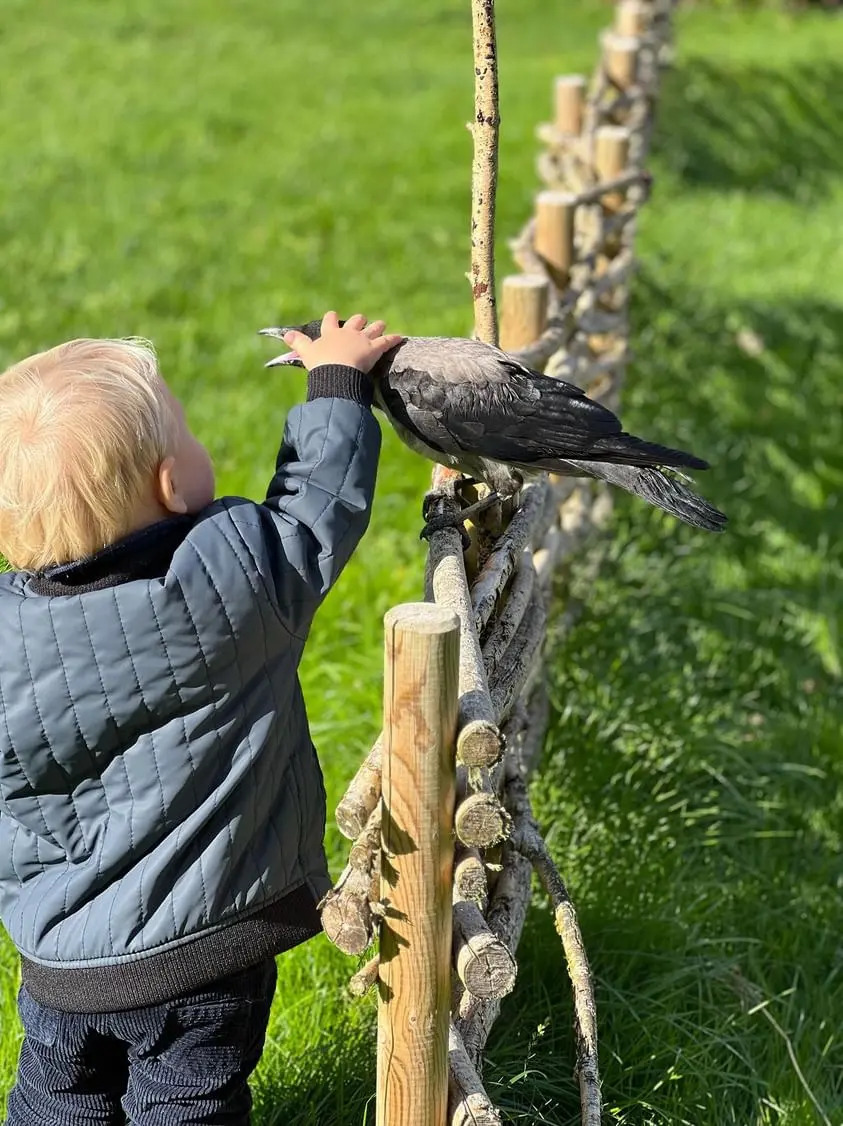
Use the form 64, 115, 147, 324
6, 959, 277, 1126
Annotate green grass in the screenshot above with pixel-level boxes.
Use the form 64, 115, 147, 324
1, 2, 842, 1123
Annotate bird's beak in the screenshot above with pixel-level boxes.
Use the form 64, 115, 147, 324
259, 326, 304, 368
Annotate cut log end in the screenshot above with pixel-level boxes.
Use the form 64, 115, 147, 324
454, 847, 489, 906
453, 900, 518, 1000
320, 891, 374, 956
457, 940, 517, 1000
457, 718, 503, 768
349, 955, 380, 997
455, 792, 512, 848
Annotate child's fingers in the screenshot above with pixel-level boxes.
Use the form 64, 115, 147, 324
371, 333, 405, 355
364, 320, 386, 338
282, 330, 312, 353
344, 313, 368, 331
320, 310, 340, 334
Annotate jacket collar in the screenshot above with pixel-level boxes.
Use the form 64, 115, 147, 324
29, 515, 196, 596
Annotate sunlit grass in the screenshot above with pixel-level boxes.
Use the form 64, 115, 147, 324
1, 2, 842, 1123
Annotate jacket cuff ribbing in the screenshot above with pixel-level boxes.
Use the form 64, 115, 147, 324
306, 365, 374, 408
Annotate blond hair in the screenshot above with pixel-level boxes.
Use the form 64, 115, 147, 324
0, 338, 178, 571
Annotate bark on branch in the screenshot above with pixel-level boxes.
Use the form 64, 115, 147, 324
508, 807, 602, 1126
469, 0, 500, 344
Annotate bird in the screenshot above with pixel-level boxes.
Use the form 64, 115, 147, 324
259, 321, 727, 536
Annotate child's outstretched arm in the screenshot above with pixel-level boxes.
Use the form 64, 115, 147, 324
261, 311, 403, 637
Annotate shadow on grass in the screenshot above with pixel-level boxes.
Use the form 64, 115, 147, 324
480, 277, 843, 1124
655, 56, 843, 200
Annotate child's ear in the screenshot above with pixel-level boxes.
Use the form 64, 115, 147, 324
157, 456, 189, 515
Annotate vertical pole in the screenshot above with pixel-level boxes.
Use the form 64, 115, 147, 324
469, 0, 500, 345
377, 603, 460, 1126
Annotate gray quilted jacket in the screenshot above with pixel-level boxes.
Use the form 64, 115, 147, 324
0, 365, 380, 1012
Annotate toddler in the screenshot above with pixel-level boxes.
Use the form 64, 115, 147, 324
0, 311, 401, 1125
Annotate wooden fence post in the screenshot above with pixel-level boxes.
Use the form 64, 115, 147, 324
554, 74, 587, 135
602, 32, 640, 91
377, 603, 460, 1126
535, 190, 577, 290
615, 0, 649, 36
499, 274, 550, 352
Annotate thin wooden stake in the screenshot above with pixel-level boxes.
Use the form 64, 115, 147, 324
377, 603, 460, 1126
469, 0, 500, 344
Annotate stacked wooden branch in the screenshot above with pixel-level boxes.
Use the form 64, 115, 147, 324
320, 2, 676, 1123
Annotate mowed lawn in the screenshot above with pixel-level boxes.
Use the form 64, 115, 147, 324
1, 2, 842, 1123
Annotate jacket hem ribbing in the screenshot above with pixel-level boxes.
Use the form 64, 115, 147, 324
20, 884, 321, 1014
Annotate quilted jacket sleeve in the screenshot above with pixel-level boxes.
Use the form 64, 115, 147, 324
260, 364, 382, 637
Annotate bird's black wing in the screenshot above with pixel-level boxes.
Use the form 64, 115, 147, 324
380, 354, 621, 463
380, 338, 708, 471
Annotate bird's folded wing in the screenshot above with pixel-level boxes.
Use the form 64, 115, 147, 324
380, 361, 623, 464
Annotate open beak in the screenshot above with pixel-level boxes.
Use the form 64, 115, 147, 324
259, 326, 304, 368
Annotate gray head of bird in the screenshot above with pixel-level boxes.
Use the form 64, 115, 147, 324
259, 320, 329, 368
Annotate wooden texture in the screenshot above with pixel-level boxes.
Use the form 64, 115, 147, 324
602, 32, 640, 90
448, 1021, 502, 1126
481, 551, 536, 681
454, 790, 510, 848
377, 603, 460, 1126
595, 124, 631, 180
453, 898, 517, 1000
320, 870, 374, 955
336, 736, 382, 840
320, 804, 382, 954
455, 690, 548, 1067
554, 74, 587, 135
488, 591, 547, 724
454, 845, 488, 907
535, 190, 577, 289
425, 507, 503, 768
349, 955, 380, 997
595, 124, 631, 213
499, 274, 549, 352
508, 765, 602, 1126
469, 0, 500, 344
471, 479, 549, 633
615, 0, 649, 35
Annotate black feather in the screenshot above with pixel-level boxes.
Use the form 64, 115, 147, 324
569, 461, 727, 532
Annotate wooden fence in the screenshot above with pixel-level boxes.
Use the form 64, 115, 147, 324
319, 1, 677, 1122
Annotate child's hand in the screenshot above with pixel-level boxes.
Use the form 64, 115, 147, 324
283, 311, 404, 375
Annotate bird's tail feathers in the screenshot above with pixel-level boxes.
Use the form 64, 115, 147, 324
567, 460, 727, 532
585, 434, 709, 471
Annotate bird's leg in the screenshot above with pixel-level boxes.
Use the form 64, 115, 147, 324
421, 477, 479, 523
419, 489, 503, 546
